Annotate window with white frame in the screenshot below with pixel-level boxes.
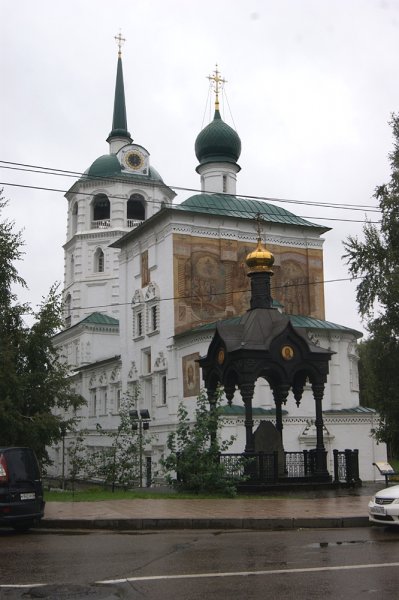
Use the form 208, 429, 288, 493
70, 253, 74, 283
145, 282, 160, 335
98, 387, 108, 415
147, 303, 158, 333
115, 387, 121, 412
89, 390, 97, 417
142, 348, 152, 375
137, 311, 144, 336
161, 375, 167, 405
132, 289, 145, 339
71, 201, 78, 234
64, 294, 72, 328
94, 247, 105, 273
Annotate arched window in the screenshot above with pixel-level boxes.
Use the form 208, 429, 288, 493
64, 294, 72, 328
127, 193, 145, 225
71, 202, 78, 234
94, 248, 105, 273
92, 194, 110, 227
70, 254, 74, 282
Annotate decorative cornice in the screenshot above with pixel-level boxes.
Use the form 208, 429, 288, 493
170, 223, 324, 249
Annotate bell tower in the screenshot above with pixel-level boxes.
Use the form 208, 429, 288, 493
62, 35, 175, 328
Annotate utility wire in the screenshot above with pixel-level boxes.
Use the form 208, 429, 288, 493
60, 274, 364, 314
0, 160, 380, 212
0, 180, 382, 225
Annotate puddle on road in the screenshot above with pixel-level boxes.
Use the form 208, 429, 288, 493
308, 540, 369, 548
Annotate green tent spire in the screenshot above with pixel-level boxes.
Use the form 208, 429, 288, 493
107, 40, 132, 143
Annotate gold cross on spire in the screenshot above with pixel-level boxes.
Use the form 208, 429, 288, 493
207, 64, 227, 111
115, 31, 126, 56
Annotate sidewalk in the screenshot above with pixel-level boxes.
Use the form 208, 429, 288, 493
41, 484, 382, 531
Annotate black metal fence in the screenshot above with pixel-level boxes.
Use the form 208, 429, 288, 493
333, 449, 360, 484
219, 449, 360, 485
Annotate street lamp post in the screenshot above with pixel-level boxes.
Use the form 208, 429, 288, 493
129, 409, 151, 488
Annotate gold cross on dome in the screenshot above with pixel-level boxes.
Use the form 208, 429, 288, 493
115, 31, 126, 56
207, 64, 227, 110
254, 212, 265, 242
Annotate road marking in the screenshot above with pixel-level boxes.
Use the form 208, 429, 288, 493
0, 584, 44, 589
97, 561, 399, 584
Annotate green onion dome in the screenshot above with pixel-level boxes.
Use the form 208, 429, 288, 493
87, 154, 121, 178
84, 155, 164, 182
195, 109, 241, 166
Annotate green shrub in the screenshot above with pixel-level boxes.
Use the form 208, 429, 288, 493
161, 390, 241, 497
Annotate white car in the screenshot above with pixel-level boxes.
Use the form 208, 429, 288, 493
368, 484, 399, 525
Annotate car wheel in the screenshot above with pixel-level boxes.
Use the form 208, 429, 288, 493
12, 520, 34, 532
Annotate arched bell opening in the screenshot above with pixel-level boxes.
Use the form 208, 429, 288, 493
92, 194, 110, 227
127, 193, 145, 225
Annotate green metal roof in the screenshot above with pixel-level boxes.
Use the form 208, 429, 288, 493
221, 404, 374, 416
195, 109, 241, 166
107, 55, 131, 143
323, 406, 376, 415
289, 315, 362, 337
176, 194, 326, 230
84, 155, 164, 183
86, 154, 121, 178
79, 312, 119, 326
183, 312, 362, 338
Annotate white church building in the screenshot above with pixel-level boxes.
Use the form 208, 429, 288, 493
50, 42, 386, 483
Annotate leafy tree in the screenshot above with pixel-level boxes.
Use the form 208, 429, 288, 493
64, 427, 89, 493
161, 389, 240, 496
89, 390, 151, 491
344, 114, 399, 456
0, 194, 84, 465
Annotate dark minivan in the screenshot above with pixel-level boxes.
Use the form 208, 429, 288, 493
0, 447, 45, 531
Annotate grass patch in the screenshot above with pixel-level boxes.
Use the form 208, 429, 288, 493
44, 488, 300, 502
389, 458, 399, 471
44, 488, 234, 502
387, 458, 399, 481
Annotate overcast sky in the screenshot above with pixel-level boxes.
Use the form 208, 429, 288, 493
2, 0, 398, 335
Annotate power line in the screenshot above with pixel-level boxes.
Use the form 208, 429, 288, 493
0, 159, 381, 213
0, 180, 382, 225
61, 274, 364, 314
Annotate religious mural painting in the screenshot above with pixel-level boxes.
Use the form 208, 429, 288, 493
182, 352, 200, 398
173, 234, 325, 335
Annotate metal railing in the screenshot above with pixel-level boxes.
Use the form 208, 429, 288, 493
333, 449, 360, 484
218, 449, 360, 485
90, 219, 144, 229
92, 219, 110, 229
127, 219, 144, 228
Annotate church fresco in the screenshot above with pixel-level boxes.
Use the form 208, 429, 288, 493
182, 352, 200, 398
173, 234, 325, 335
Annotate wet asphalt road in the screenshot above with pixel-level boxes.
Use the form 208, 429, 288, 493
1, 526, 399, 599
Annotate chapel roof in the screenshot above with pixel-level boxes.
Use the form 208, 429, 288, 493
176, 193, 329, 231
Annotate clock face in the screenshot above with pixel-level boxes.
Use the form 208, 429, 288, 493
125, 150, 144, 170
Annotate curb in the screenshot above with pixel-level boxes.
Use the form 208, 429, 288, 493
40, 516, 371, 531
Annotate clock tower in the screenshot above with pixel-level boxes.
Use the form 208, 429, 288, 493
62, 35, 175, 328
